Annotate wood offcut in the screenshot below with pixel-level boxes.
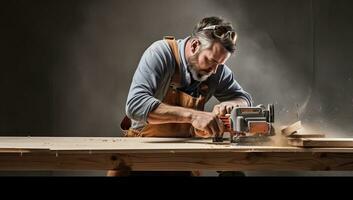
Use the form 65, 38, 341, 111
281, 121, 303, 136
288, 138, 353, 148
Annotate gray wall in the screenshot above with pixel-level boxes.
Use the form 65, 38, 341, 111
1, 0, 352, 138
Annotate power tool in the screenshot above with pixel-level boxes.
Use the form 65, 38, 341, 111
213, 104, 275, 143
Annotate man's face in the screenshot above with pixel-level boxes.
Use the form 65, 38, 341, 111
187, 41, 231, 82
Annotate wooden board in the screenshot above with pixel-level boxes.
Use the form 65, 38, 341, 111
1, 151, 353, 171
281, 121, 303, 136
0, 137, 303, 153
0, 137, 353, 153
288, 133, 326, 139
288, 138, 353, 148
0, 137, 353, 171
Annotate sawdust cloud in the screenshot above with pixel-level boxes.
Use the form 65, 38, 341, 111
220, 1, 353, 139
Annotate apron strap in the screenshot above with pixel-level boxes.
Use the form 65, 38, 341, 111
164, 36, 181, 88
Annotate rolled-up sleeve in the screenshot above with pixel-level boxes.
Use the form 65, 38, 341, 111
126, 45, 169, 123
214, 66, 253, 106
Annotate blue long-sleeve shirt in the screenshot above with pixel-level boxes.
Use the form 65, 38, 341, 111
126, 37, 253, 130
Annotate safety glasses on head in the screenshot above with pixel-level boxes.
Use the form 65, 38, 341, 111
202, 25, 237, 43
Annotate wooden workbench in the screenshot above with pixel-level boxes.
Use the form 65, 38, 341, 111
1, 137, 353, 172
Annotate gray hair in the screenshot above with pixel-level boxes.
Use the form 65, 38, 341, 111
191, 16, 236, 53
193, 31, 213, 51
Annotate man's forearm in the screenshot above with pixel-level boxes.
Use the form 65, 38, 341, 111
147, 103, 195, 124
147, 103, 224, 138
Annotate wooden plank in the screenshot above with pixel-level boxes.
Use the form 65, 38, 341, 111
0, 137, 311, 153
288, 133, 326, 139
1, 137, 353, 171
1, 137, 353, 153
0, 152, 353, 171
288, 138, 353, 148
281, 121, 303, 136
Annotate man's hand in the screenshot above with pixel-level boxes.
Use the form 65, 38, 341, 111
213, 102, 236, 116
191, 111, 224, 138
212, 98, 249, 116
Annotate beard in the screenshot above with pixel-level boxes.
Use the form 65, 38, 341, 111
187, 52, 212, 82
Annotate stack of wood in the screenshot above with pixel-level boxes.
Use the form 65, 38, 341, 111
282, 121, 353, 148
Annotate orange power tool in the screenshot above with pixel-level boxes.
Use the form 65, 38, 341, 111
214, 104, 275, 143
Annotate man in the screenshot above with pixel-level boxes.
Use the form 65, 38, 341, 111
113, 16, 253, 176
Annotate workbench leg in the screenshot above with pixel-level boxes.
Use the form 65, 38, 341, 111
107, 155, 132, 176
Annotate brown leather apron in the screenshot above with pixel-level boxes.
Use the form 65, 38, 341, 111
121, 36, 208, 138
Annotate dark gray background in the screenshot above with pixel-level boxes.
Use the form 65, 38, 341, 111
1, 0, 352, 176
